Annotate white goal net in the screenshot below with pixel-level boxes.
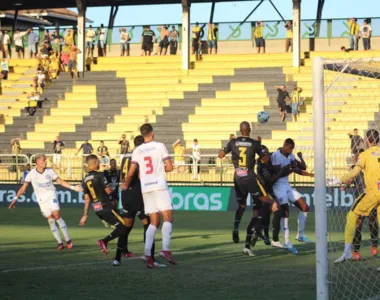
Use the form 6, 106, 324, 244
314, 57, 380, 300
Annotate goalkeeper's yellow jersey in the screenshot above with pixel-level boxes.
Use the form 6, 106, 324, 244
356, 146, 380, 193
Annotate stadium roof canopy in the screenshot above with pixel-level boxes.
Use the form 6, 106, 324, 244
2, 0, 259, 11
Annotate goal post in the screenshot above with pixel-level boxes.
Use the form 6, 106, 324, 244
313, 56, 328, 300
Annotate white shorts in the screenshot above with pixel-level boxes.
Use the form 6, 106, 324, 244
39, 198, 60, 218
273, 184, 302, 205
143, 190, 172, 214
53, 153, 62, 165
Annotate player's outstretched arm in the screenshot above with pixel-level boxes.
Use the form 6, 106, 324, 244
122, 163, 138, 190
340, 166, 361, 184
56, 178, 83, 192
164, 157, 173, 172
79, 194, 90, 226
8, 182, 29, 209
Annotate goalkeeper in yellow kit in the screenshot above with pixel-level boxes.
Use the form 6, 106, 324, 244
335, 129, 380, 263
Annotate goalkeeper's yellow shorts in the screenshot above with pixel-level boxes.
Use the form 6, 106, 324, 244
351, 192, 380, 216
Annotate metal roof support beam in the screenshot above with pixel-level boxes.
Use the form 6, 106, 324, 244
268, 0, 285, 21
229, 0, 263, 38
76, 0, 86, 76
11, 9, 19, 38
292, 0, 301, 68
182, 0, 190, 73
315, 0, 325, 37
209, 0, 215, 24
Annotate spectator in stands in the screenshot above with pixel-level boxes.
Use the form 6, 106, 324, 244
68, 46, 81, 80
192, 22, 201, 55
27, 29, 39, 59
14, 28, 30, 59
360, 19, 372, 51
34, 69, 46, 93
49, 51, 60, 80
1, 58, 9, 80
207, 23, 218, 55
76, 139, 93, 156
173, 139, 186, 173
254, 21, 265, 54
10, 138, 21, 172
21, 164, 31, 183
291, 86, 303, 122
348, 18, 360, 51
52, 136, 65, 169
190, 138, 201, 179
97, 141, 110, 167
169, 26, 179, 55
51, 29, 63, 55
119, 28, 130, 57
118, 134, 130, 159
40, 42, 52, 59
25, 91, 40, 116
86, 25, 96, 58
0, 31, 3, 57
348, 129, 363, 163
275, 84, 290, 122
43, 30, 51, 44
64, 29, 74, 47
155, 25, 170, 56
97, 24, 106, 57
141, 26, 156, 56
2, 31, 11, 58
60, 45, 70, 70
285, 21, 293, 52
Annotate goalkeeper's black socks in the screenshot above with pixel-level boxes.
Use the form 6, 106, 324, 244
234, 206, 246, 229
272, 210, 282, 242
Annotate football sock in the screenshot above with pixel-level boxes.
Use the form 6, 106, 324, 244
56, 218, 70, 242
369, 217, 378, 248
245, 217, 257, 248
115, 226, 131, 261
48, 218, 62, 244
345, 211, 359, 244
104, 225, 124, 243
144, 224, 156, 259
272, 210, 282, 242
234, 206, 246, 229
145, 225, 157, 256
297, 212, 308, 238
262, 210, 272, 237
353, 223, 362, 252
162, 222, 172, 251
281, 218, 290, 245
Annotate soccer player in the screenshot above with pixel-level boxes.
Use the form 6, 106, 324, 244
352, 209, 378, 260
79, 154, 132, 266
8, 154, 82, 250
103, 159, 120, 201
123, 123, 175, 268
335, 129, 380, 263
218, 121, 273, 256
271, 139, 314, 254
120, 135, 165, 267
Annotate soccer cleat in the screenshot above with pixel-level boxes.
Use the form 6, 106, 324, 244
57, 243, 65, 251
243, 247, 255, 257
97, 240, 109, 255
112, 260, 121, 266
296, 236, 313, 243
271, 241, 286, 249
159, 250, 178, 265
66, 240, 73, 250
352, 251, 361, 261
146, 256, 156, 268
286, 243, 298, 254
263, 235, 271, 246
123, 251, 136, 258
334, 251, 352, 264
232, 229, 240, 244
371, 247, 378, 257
154, 261, 167, 268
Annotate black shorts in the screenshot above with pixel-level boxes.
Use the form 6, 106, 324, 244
234, 174, 268, 207
1, 70, 8, 80
15, 45, 24, 52
96, 209, 124, 226
159, 39, 169, 49
121, 187, 148, 220
142, 42, 153, 52
234, 176, 248, 206
192, 38, 199, 48
255, 37, 265, 47
278, 101, 286, 112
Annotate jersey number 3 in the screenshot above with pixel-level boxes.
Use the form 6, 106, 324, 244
144, 156, 154, 174
238, 147, 247, 168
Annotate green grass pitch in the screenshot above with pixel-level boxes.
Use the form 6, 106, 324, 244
1, 207, 379, 300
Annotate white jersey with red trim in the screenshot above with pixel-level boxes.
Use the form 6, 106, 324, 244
131, 141, 170, 194
24, 168, 59, 204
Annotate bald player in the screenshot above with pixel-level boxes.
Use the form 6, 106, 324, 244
79, 154, 132, 266
219, 121, 273, 256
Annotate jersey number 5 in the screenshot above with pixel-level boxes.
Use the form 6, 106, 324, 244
144, 156, 154, 174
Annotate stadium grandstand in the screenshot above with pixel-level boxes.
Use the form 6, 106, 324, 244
1, 0, 380, 299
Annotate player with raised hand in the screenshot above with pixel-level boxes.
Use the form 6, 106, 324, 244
8, 154, 82, 250
79, 154, 133, 266
123, 123, 175, 268
335, 129, 380, 263
219, 121, 273, 257
271, 139, 314, 254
